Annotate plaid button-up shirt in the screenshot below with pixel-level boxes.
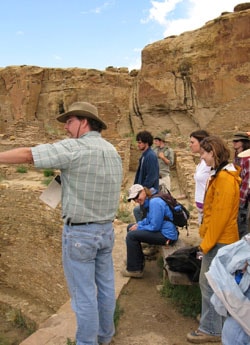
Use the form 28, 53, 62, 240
32, 131, 123, 223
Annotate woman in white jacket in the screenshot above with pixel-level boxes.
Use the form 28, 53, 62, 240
189, 130, 211, 224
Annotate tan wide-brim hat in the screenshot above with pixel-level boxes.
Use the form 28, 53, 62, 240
238, 149, 250, 158
56, 102, 107, 130
154, 134, 165, 142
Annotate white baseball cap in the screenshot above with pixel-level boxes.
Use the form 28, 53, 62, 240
127, 184, 144, 201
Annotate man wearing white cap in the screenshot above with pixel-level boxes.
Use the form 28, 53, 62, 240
0, 102, 123, 345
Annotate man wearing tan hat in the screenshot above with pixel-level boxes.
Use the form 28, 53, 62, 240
232, 131, 250, 238
0, 102, 123, 345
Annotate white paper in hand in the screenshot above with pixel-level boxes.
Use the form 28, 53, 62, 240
39, 176, 62, 209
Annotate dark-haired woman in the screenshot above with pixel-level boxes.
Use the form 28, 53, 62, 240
190, 130, 211, 224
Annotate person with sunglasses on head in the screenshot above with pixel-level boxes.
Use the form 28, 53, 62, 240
232, 132, 250, 238
121, 184, 179, 278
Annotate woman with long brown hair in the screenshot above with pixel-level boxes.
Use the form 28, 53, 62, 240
187, 136, 241, 344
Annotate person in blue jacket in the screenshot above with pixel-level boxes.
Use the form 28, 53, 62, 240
134, 130, 159, 190
122, 184, 179, 278
133, 130, 159, 222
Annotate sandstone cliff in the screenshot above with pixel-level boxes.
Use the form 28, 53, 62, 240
0, 3, 249, 142
135, 3, 250, 136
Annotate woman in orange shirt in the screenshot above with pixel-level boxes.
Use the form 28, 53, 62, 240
187, 136, 241, 344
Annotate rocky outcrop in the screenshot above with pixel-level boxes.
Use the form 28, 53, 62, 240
133, 4, 250, 136
0, 4, 249, 142
0, 66, 133, 140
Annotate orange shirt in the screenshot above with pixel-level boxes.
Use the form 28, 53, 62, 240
200, 165, 241, 254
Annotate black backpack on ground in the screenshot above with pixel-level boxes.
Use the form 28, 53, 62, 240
165, 246, 201, 282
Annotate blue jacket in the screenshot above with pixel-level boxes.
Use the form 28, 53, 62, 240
134, 147, 159, 190
137, 197, 178, 240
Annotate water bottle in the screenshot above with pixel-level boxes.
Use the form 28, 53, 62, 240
174, 205, 182, 212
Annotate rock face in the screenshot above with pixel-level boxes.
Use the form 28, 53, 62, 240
0, 4, 249, 141
0, 67, 133, 139
134, 5, 250, 136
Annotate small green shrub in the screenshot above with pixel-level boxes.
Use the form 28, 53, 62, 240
66, 338, 76, 345
6, 309, 36, 335
16, 165, 27, 173
114, 301, 124, 330
161, 279, 201, 318
42, 177, 54, 186
116, 208, 133, 223
43, 169, 55, 177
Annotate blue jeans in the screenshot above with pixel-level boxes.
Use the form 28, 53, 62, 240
126, 223, 170, 271
199, 243, 225, 336
62, 222, 115, 345
222, 287, 250, 345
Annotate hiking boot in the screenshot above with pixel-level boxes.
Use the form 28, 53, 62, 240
99, 343, 110, 345
121, 269, 143, 278
187, 330, 221, 343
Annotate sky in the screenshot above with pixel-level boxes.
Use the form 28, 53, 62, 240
0, 0, 242, 71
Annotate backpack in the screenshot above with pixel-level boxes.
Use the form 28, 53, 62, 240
151, 190, 190, 230
165, 246, 201, 282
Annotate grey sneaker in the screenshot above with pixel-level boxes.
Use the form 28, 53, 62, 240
121, 269, 143, 278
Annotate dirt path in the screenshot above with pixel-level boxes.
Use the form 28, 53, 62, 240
111, 170, 221, 345
112, 258, 200, 345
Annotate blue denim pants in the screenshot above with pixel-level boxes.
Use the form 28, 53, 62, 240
199, 243, 225, 336
222, 286, 250, 345
62, 222, 115, 345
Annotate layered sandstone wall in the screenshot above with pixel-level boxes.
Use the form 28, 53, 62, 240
132, 5, 250, 136
0, 4, 249, 143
